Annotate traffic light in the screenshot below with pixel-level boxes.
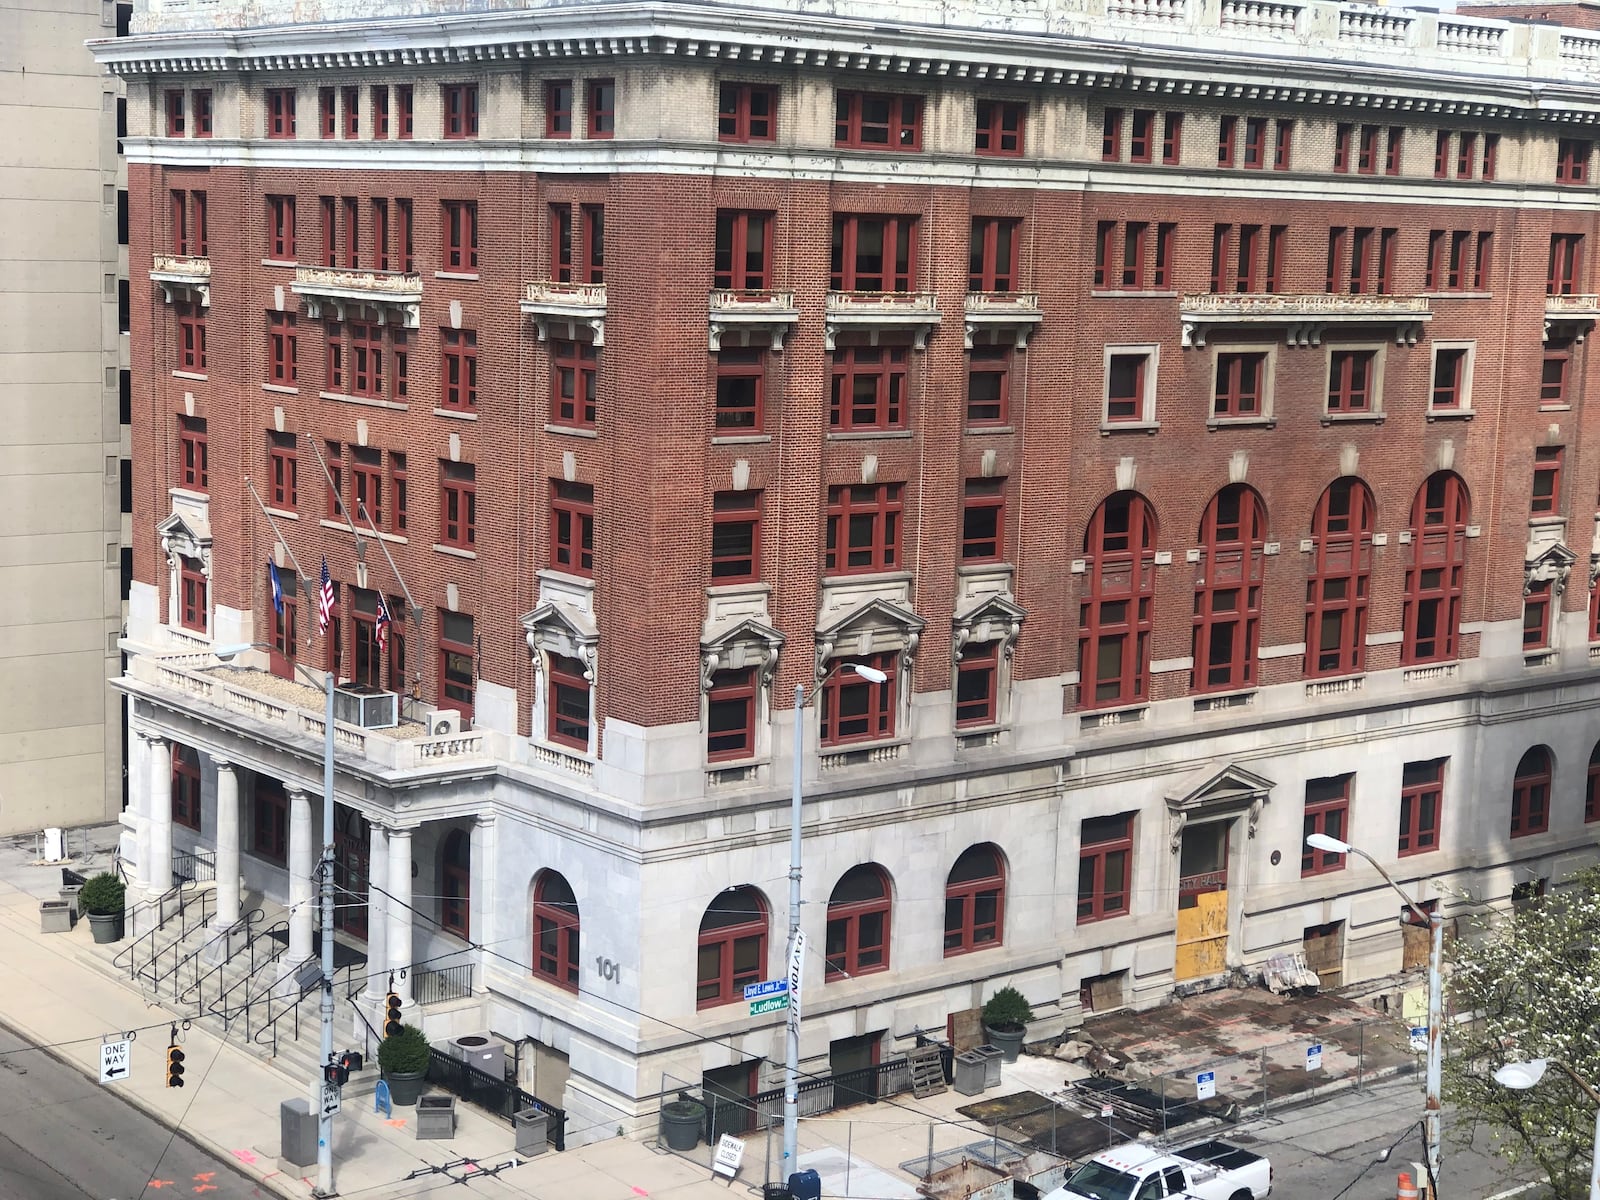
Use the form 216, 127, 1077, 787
165, 1043, 185, 1088
383, 992, 403, 1037
324, 1060, 349, 1086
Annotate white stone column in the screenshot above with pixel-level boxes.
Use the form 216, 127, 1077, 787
363, 824, 389, 1002
387, 826, 413, 1005
126, 732, 150, 891
212, 758, 240, 927
287, 787, 314, 969
470, 814, 495, 988
146, 736, 173, 897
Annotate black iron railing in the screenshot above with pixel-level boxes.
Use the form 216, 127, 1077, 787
425, 1047, 566, 1150
412, 963, 473, 1005
172, 847, 217, 883
704, 1054, 918, 1141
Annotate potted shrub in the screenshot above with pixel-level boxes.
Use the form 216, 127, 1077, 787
659, 1096, 706, 1151
981, 985, 1034, 1063
377, 1024, 432, 1106
79, 872, 125, 944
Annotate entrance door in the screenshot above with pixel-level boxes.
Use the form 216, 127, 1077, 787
830, 1031, 882, 1110
333, 804, 370, 939
1175, 822, 1230, 982
701, 1061, 757, 1138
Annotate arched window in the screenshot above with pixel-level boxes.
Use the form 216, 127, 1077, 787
1192, 485, 1267, 693
1588, 743, 1600, 824
943, 844, 1005, 957
825, 865, 892, 980
1402, 472, 1469, 664
1079, 492, 1157, 708
1510, 747, 1552, 839
440, 828, 471, 938
1305, 478, 1374, 678
532, 870, 580, 992
697, 886, 767, 1009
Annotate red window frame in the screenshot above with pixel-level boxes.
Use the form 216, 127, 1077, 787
1510, 748, 1552, 837
1129, 110, 1154, 164
1434, 130, 1451, 179
342, 195, 359, 269
1549, 233, 1584, 296
440, 328, 478, 411
268, 431, 297, 508
718, 82, 776, 144
586, 79, 615, 138
267, 194, 296, 260
341, 86, 359, 138
396, 198, 414, 271
1431, 346, 1468, 410
1483, 133, 1500, 179
266, 88, 295, 139
1217, 115, 1237, 167
696, 888, 767, 1009
1333, 123, 1352, 173
549, 205, 572, 281
1542, 349, 1570, 406
1385, 126, 1403, 175
1242, 116, 1267, 168
1079, 491, 1156, 709
193, 89, 213, 137
818, 652, 897, 747
835, 91, 922, 151
1192, 485, 1266, 693
1305, 478, 1373, 678
438, 829, 471, 938
1213, 352, 1264, 417
172, 745, 202, 832
1161, 112, 1182, 165
1301, 777, 1350, 876
1402, 472, 1469, 665
714, 210, 770, 290
944, 844, 1004, 955
550, 480, 595, 577
1559, 138, 1592, 184
824, 483, 903, 574
373, 86, 389, 139
545, 80, 572, 138
1524, 579, 1553, 651
831, 214, 918, 292
715, 347, 764, 432
547, 653, 591, 750
581, 205, 604, 284
954, 642, 1000, 730
1399, 760, 1445, 856
1587, 745, 1600, 823
396, 85, 414, 139
325, 440, 342, 519
179, 554, 207, 632
969, 217, 1020, 292
178, 415, 207, 490
344, 320, 384, 400
711, 491, 761, 583
830, 344, 908, 431
253, 779, 288, 864
442, 83, 479, 139
532, 871, 580, 992
438, 610, 474, 721
706, 667, 757, 762
824, 865, 891, 979
976, 100, 1025, 157
371, 198, 390, 271
318, 87, 336, 138
960, 478, 1005, 563
319, 195, 337, 267
966, 345, 1010, 427
1077, 815, 1133, 923
1532, 445, 1564, 515
165, 90, 185, 137
438, 461, 476, 550
442, 200, 478, 272
1101, 108, 1122, 162
175, 302, 207, 373
1327, 349, 1375, 412
550, 338, 598, 428
351, 447, 383, 529
389, 454, 407, 536
1456, 131, 1477, 179
1357, 124, 1380, 173
1273, 120, 1293, 170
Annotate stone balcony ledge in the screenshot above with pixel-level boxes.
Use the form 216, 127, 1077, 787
964, 291, 1042, 349
151, 254, 211, 307
1180, 292, 1431, 348
521, 280, 607, 346
708, 288, 798, 350
824, 290, 942, 350
1546, 293, 1600, 342
291, 266, 422, 328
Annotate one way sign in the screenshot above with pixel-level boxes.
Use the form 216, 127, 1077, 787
100, 1039, 131, 1084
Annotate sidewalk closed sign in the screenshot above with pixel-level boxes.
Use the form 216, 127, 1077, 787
712, 1133, 745, 1180
1306, 1044, 1323, 1072
1195, 1070, 1216, 1100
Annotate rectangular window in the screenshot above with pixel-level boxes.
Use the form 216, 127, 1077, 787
1273, 120, 1293, 170
1156, 222, 1176, 289
1077, 814, 1133, 923
179, 554, 207, 631
587, 78, 615, 138
176, 303, 207, 372
550, 339, 598, 427
1541, 348, 1570, 407
1524, 579, 1553, 652
1378, 228, 1399, 295
268, 430, 297, 509
955, 641, 999, 729
1242, 116, 1267, 168
390, 453, 407, 535
1483, 133, 1499, 180
372, 198, 390, 271
1434, 130, 1450, 179
830, 345, 908, 431
1130, 110, 1154, 164
340, 320, 384, 399
582, 204, 604, 284
835, 91, 923, 151
165, 89, 185, 137
342, 86, 359, 138
961, 478, 1005, 563
818, 652, 897, 747
1327, 349, 1375, 413
178, 416, 208, 490
171, 189, 189, 255
442, 83, 479, 138
1532, 445, 1563, 515
967, 345, 1010, 426
1333, 123, 1352, 174
1235, 224, 1262, 292
707, 669, 757, 761
1398, 759, 1444, 855
714, 210, 769, 290
318, 87, 336, 139
1217, 115, 1237, 167
342, 195, 359, 269
1357, 123, 1380, 174
396, 198, 414, 271
266, 88, 296, 139
373, 86, 389, 139
1120, 222, 1148, 289
547, 655, 591, 751
1162, 112, 1182, 165
824, 482, 903, 575
439, 610, 474, 721
1431, 346, 1468, 410
440, 328, 477, 411
193, 90, 212, 137
831, 214, 917, 291
352, 446, 383, 529
442, 200, 478, 272
325, 440, 342, 519
550, 481, 595, 577
172, 747, 201, 832
1106, 352, 1150, 424
1348, 227, 1373, 294
253, 781, 288, 864
1301, 776, 1350, 876
319, 195, 337, 268
1559, 137, 1592, 184
545, 79, 572, 138
1213, 352, 1265, 418
715, 348, 764, 432
969, 217, 1020, 292
711, 491, 761, 583
976, 100, 1025, 157
549, 204, 572, 281
1385, 126, 1403, 175
438, 460, 476, 550
397, 85, 413, 139
1456, 131, 1477, 179
267, 311, 297, 386
1101, 108, 1122, 162
718, 82, 777, 144
1549, 233, 1584, 296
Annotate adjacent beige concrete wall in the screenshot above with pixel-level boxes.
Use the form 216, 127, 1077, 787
0, 0, 127, 833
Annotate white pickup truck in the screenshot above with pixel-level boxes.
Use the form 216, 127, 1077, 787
1044, 1138, 1272, 1200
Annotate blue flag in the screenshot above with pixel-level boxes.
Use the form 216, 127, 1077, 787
267, 560, 284, 616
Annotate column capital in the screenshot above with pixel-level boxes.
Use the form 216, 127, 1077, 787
137, 730, 170, 749
286, 786, 309, 802
210, 754, 234, 771
473, 812, 496, 830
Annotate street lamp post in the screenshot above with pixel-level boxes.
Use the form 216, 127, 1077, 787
784, 661, 888, 1178
1305, 832, 1444, 1191
1493, 1058, 1600, 1200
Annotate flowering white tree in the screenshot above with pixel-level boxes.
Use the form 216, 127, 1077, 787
1444, 867, 1600, 1199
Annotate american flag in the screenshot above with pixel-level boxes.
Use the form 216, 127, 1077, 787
317, 557, 335, 633
375, 594, 392, 653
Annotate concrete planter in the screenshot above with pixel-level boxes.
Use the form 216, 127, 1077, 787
87, 910, 124, 944
416, 1094, 456, 1140
39, 900, 72, 934
382, 1069, 427, 1107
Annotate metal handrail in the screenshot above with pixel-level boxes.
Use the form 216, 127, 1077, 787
174, 908, 265, 1007
202, 919, 288, 1025
251, 957, 362, 1056
134, 889, 218, 995
140, 901, 261, 1002
111, 877, 207, 976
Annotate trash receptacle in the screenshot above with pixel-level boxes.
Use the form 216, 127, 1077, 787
789, 1169, 822, 1200
976, 1044, 1004, 1089
416, 1094, 456, 1140
954, 1050, 987, 1096
763, 1186, 794, 1200
514, 1107, 549, 1156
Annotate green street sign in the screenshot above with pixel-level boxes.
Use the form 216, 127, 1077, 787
749, 994, 790, 1016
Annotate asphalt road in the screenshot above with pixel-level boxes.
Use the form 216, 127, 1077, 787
0, 1020, 269, 1200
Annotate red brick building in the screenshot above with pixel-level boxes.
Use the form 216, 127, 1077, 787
99, 0, 1600, 1140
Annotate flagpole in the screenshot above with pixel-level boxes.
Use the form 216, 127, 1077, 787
302, 436, 368, 557
244, 477, 317, 611
353, 499, 423, 632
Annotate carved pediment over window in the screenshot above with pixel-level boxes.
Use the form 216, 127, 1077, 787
814, 596, 926, 682
700, 616, 784, 691
1163, 761, 1275, 853
1525, 541, 1577, 598
952, 592, 1026, 662
521, 601, 598, 682
157, 509, 211, 571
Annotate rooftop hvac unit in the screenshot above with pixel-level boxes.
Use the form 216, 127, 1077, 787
447, 1033, 507, 1081
333, 684, 399, 730
426, 709, 463, 737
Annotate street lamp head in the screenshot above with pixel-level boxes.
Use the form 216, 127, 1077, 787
1305, 832, 1353, 855
848, 663, 889, 684
212, 642, 257, 662
1494, 1059, 1550, 1091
